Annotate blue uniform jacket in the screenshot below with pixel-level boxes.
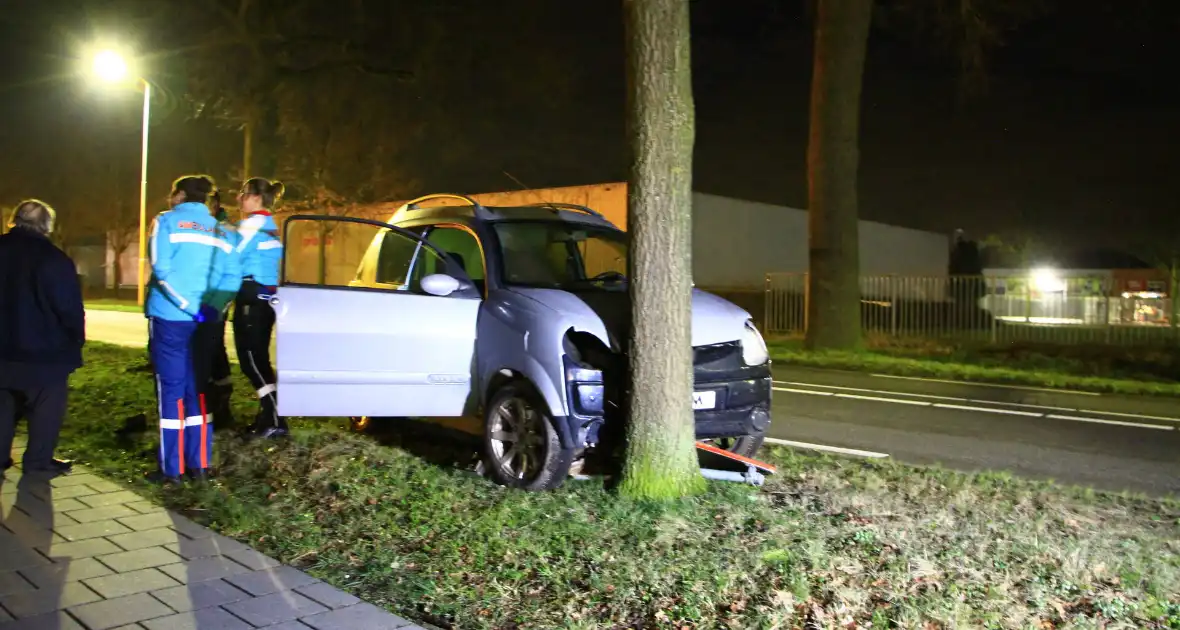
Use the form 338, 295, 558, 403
236, 212, 282, 287
146, 202, 233, 321
209, 222, 242, 318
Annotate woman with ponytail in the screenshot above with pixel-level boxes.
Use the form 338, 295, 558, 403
234, 178, 286, 438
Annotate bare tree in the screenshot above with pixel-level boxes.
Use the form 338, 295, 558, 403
618, 0, 704, 500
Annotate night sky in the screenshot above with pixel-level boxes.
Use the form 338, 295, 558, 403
1, 0, 1177, 256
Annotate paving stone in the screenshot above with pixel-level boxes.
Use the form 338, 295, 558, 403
77, 491, 144, 509
84, 568, 180, 599
125, 501, 167, 515
86, 480, 127, 493
259, 623, 316, 630
110, 625, 147, 630
0, 571, 34, 597
69, 504, 141, 524
223, 590, 328, 626
225, 566, 319, 597
141, 606, 253, 630
0, 610, 87, 630
295, 582, 362, 609
300, 602, 416, 630
49, 474, 108, 488
165, 517, 214, 540
0, 608, 10, 624
98, 547, 183, 573
38, 537, 123, 560
0, 509, 72, 542
225, 548, 281, 571
118, 513, 175, 531
108, 527, 185, 551
20, 558, 115, 589
163, 534, 248, 560
69, 592, 176, 630
158, 557, 252, 584
0, 580, 102, 618
27, 483, 100, 501
54, 519, 135, 542
148, 578, 251, 612
0, 543, 53, 571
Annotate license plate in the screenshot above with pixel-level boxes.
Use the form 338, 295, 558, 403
692, 390, 716, 410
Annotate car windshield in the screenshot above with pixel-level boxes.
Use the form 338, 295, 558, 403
493, 221, 628, 290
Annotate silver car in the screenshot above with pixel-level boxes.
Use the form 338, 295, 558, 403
274, 194, 772, 490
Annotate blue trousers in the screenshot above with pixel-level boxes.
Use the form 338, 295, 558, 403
149, 318, 213, 478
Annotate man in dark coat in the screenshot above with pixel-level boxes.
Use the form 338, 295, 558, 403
0, 199, 85, 474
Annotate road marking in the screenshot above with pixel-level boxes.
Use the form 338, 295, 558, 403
774, 387, 833, 396
773, 386, 1176, 431
774, 380, 1180, 424
838, 393, 930, 406
869, 373, 1102, 396
1045, 414, 1175, 431
764, 437, 890, 459
932, 403, 1042, 417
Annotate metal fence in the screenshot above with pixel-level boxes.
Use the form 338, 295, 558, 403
764, 273, 1180, 346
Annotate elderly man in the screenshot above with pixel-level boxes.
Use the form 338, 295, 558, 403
0, 200, 85, 474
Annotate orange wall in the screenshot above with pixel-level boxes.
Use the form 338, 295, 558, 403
348, 182, 630, 228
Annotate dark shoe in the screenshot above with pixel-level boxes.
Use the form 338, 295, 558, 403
24, 459, 73, 473
145, 470, 183, 485
186, 468, 213, 482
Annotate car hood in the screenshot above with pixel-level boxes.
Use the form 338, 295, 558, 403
508, 287, 751, 350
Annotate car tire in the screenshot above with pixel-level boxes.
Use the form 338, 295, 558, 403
706, 434, 765, 459
483, 381, 573, 491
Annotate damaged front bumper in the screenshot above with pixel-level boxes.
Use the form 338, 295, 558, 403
561, 344, 773, 451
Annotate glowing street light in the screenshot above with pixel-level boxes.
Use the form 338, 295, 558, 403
87, 48, 152, 307
91, 50, 128, 82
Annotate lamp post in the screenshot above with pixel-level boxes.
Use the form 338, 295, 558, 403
90, 50, 151, 307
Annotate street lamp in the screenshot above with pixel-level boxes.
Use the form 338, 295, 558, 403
88, 48, 151, 307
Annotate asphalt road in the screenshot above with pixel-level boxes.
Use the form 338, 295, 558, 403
768, 366, 1180, 497
85, 309, 1180, 497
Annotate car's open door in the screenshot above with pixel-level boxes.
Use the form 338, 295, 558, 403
275, 216, 481, 418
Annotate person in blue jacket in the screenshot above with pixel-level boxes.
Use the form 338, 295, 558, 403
146, 175, 227, 483
234, 177, 286, 438
191, 191, 242, 432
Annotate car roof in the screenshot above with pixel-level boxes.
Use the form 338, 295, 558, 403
388, 194, 622, 231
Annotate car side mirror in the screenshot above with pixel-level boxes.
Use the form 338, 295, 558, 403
421, 273, 463, 297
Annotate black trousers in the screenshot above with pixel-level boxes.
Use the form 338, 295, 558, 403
192, 318, 234, 426
233, 280, 282, 429
0, 381, 68, 470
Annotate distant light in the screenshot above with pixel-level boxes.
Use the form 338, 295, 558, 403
91, 50, 128, 82
1030, 267, 1066, 293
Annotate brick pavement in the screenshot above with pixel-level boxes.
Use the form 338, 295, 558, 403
2, 438, 424, 630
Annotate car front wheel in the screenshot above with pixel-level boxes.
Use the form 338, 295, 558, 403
483, 381, 572, 491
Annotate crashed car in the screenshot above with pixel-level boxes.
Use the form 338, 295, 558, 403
274, 194, 772, 490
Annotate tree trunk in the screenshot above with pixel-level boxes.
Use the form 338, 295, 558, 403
805, 0, 873, 351
618, 0, 704, 500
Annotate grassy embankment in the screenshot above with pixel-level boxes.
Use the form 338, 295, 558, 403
38, 343, 1180, 628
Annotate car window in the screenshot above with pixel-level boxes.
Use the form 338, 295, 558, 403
376, 229, 424, 287
284, 217, 443, 294
417, 227, 486, 281
493, 221, 628, 290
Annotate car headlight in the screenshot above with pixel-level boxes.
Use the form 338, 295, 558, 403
740, 319, 769, 366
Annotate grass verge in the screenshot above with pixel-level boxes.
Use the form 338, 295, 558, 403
49, 343, 1180, 628
769, 338, 1180, 397
84, 298, 142, 313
